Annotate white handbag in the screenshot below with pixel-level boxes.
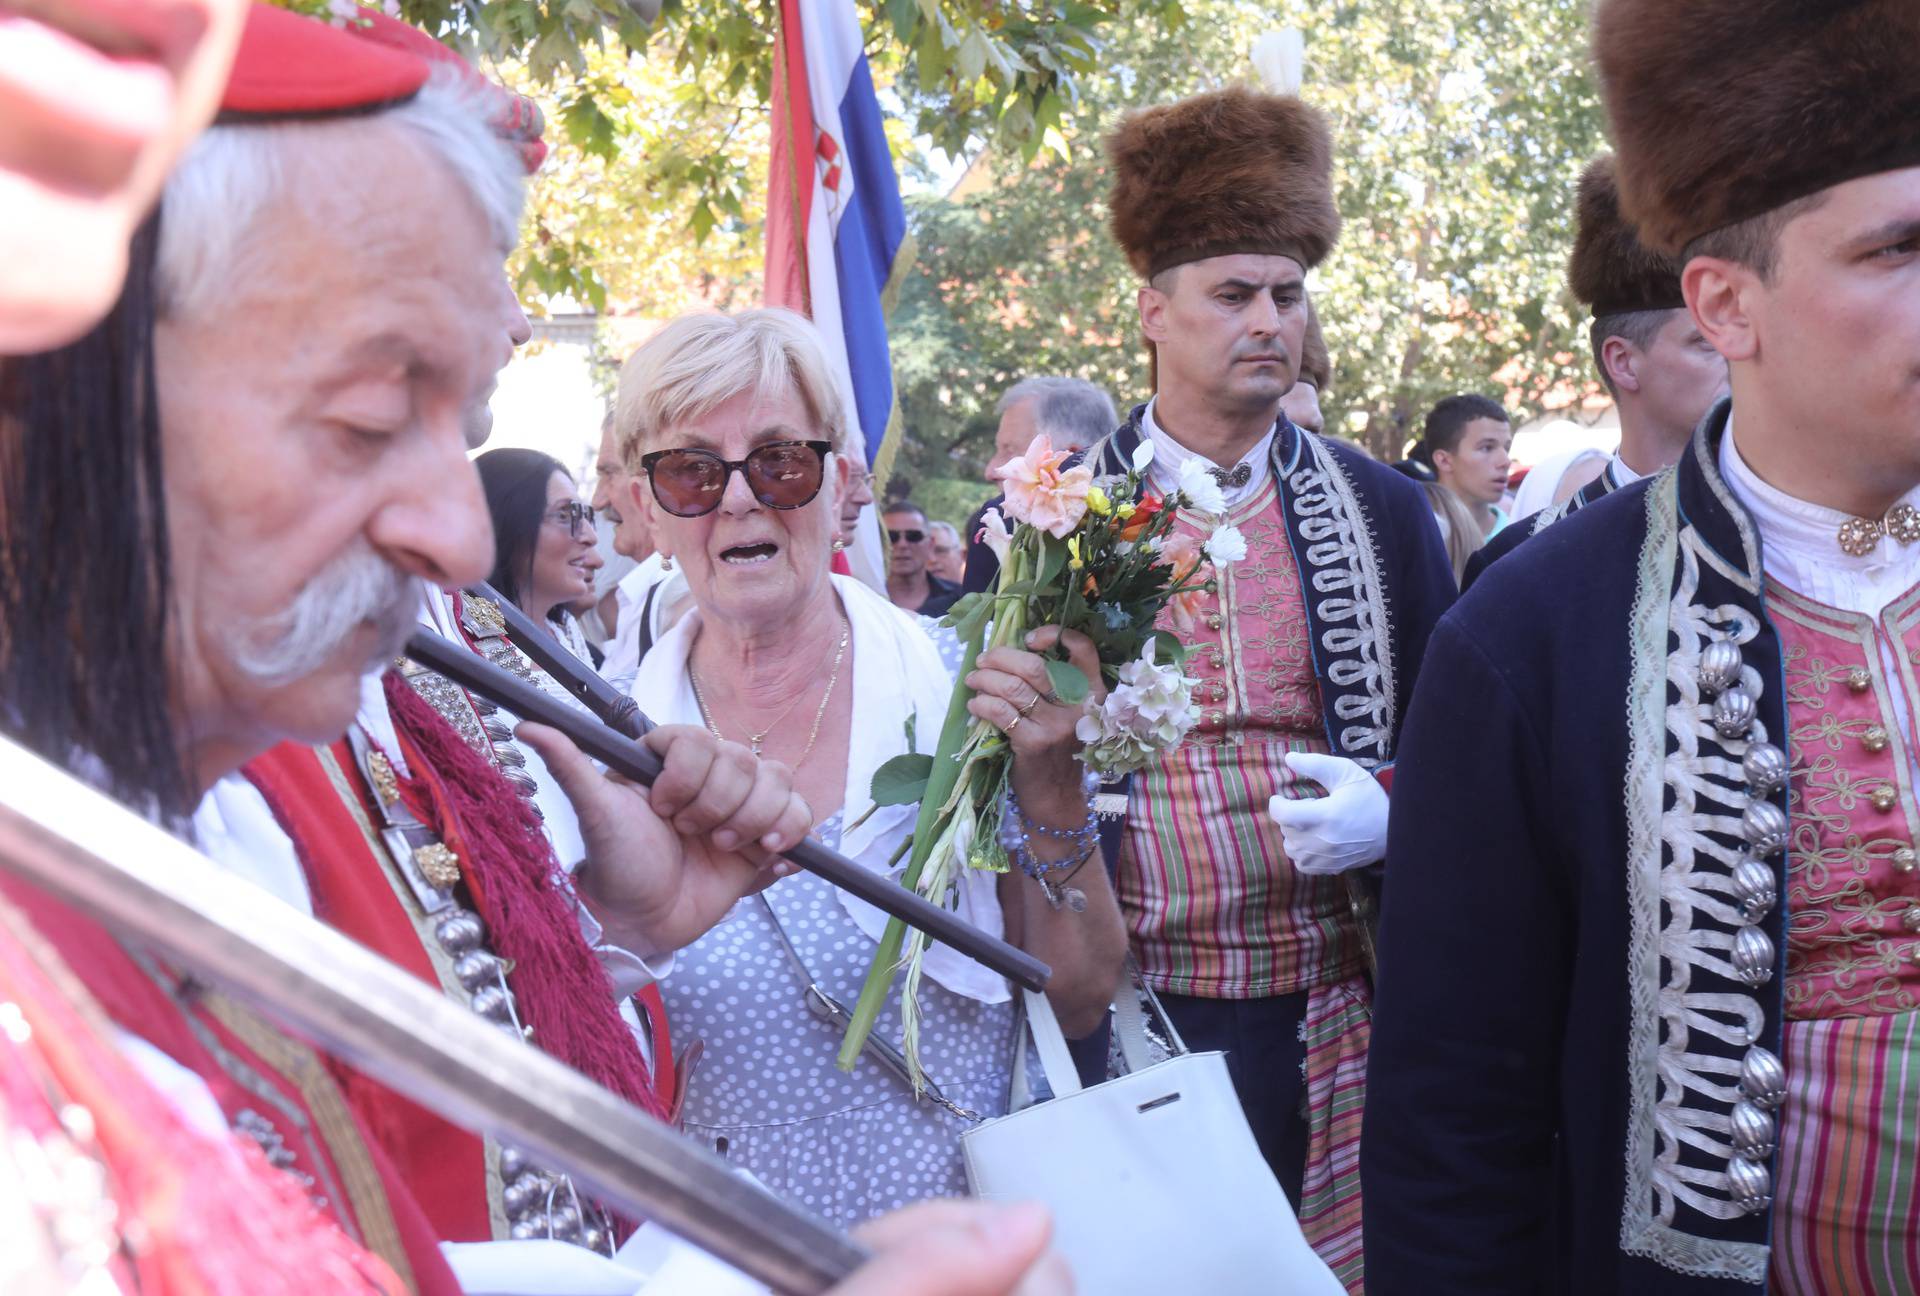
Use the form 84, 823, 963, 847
960, 982, 1344, 1295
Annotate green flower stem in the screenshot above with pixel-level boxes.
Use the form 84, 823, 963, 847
836, 539, 1035, 1070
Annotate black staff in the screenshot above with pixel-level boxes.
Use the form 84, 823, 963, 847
403, 629, 1051, 993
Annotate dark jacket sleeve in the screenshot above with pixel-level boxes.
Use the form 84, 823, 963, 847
1461, 512, 1539, 593
1374, 464, 1457, 748
1362, 612, 1572, 1294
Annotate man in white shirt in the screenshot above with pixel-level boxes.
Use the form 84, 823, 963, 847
593, 413, 687, 690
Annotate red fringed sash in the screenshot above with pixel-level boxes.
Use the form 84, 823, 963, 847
380, 672, 668, 1121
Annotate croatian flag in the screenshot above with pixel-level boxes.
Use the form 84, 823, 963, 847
766, 0, 910, 581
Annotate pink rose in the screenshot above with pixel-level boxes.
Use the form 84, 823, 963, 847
993, 435, 1094, 539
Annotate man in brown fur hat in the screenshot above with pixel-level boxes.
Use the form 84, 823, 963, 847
1460, 154, 1729, 588
1077, 85, 1454, 1291
1366, 2, 1920, 1292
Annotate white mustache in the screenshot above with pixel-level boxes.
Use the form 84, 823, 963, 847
231, 543, 421, 687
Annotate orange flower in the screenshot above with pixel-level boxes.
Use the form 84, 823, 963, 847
1117, 493, 1164, 543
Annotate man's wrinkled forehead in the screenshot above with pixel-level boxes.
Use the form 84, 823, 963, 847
1187, 252, 1306, 291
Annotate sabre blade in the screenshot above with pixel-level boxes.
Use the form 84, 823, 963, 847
0, 735, 865, 1294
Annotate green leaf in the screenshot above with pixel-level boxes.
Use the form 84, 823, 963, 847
944, 591, 992, 641
1035, 535, 1067, 588
1045, 658, 1091, 706
870, 753, 935, 806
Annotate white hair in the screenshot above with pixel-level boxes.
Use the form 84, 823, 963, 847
156, 68, 523, 320
613, 308, 852, 467
996, 376, 1117, 451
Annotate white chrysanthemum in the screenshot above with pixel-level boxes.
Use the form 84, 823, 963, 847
1175, 456, 1227, 515
1206, 524, 1248, 566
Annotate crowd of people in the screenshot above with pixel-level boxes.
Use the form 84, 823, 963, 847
1, 0, 1915, 1294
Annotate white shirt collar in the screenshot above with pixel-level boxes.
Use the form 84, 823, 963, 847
1605, 453, 1642, 489
1719, 413, 1920, 613
1140, 396, 1275, 510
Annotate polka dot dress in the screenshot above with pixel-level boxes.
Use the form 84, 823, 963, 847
660, 814, 1018, 1227
917, 615, 967, 677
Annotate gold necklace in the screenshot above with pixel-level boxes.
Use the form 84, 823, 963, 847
690, 619, 851, 762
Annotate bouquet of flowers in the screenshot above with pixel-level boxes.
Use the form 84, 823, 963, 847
836, 434, 1247, 1080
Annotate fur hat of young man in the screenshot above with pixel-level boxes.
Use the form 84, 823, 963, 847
1107, 86, 1340, 280
1567, 154, 1683, 317
1594, 0, 1920, 255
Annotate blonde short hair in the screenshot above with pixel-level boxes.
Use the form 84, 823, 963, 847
613, 308, 851, 469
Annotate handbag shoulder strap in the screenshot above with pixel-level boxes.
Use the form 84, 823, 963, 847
1014, 989, 1083, 1107
1010, 968, 1192, 1110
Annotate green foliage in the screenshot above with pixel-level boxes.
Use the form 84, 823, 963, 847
286, 1, 1186, 315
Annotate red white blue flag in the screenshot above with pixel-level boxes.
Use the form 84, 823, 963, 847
766, 0, 912, 573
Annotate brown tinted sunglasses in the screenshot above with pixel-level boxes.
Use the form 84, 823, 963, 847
639, 440, 832, 518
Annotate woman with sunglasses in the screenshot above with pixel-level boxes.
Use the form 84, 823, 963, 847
476, 448, 606, 669
616, 309, 1128, 1227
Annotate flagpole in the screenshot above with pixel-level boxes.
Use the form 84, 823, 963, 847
0, 735, 866, 1294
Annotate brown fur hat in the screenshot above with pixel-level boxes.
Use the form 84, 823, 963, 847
1595, 0, 1920, 255
1298, 297, 1332, 391
1107, 86, 1340, 279
1568, 154, 1682, 317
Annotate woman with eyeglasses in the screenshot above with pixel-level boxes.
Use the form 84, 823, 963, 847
614, 309, 1128, 1226
475, 448, 606, 667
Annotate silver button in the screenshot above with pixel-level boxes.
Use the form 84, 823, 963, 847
1697, 641, 1743, 696
1732, 925, 1776, 988
1712, 688, 1757, 739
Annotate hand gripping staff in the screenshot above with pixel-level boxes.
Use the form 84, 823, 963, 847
403, 613, 1052, 995
0, 734, 865, 1294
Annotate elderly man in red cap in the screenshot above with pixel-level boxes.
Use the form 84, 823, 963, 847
1, 6, 1073, 1295
1367, 2, 1920, 1293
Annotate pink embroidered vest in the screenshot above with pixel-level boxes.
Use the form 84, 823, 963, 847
1118, 478, 1368, 999
1768, 581, 1920, 1020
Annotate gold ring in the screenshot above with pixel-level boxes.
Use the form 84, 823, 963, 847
1005, 710, 1025, 734
1017, 693, 1043, 718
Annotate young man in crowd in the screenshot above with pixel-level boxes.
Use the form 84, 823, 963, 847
1462, 154, 1730, 588
1422, 394, 1514, 539
1366, 2, 1920, 1292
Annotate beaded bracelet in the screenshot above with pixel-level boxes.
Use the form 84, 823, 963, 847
1000, 773, 1100, 883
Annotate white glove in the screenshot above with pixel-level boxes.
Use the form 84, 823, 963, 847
1267, 751, 1389, 876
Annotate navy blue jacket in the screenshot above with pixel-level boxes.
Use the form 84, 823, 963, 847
1367, 401, 1791, 1294
1461, 464, 1619, 591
